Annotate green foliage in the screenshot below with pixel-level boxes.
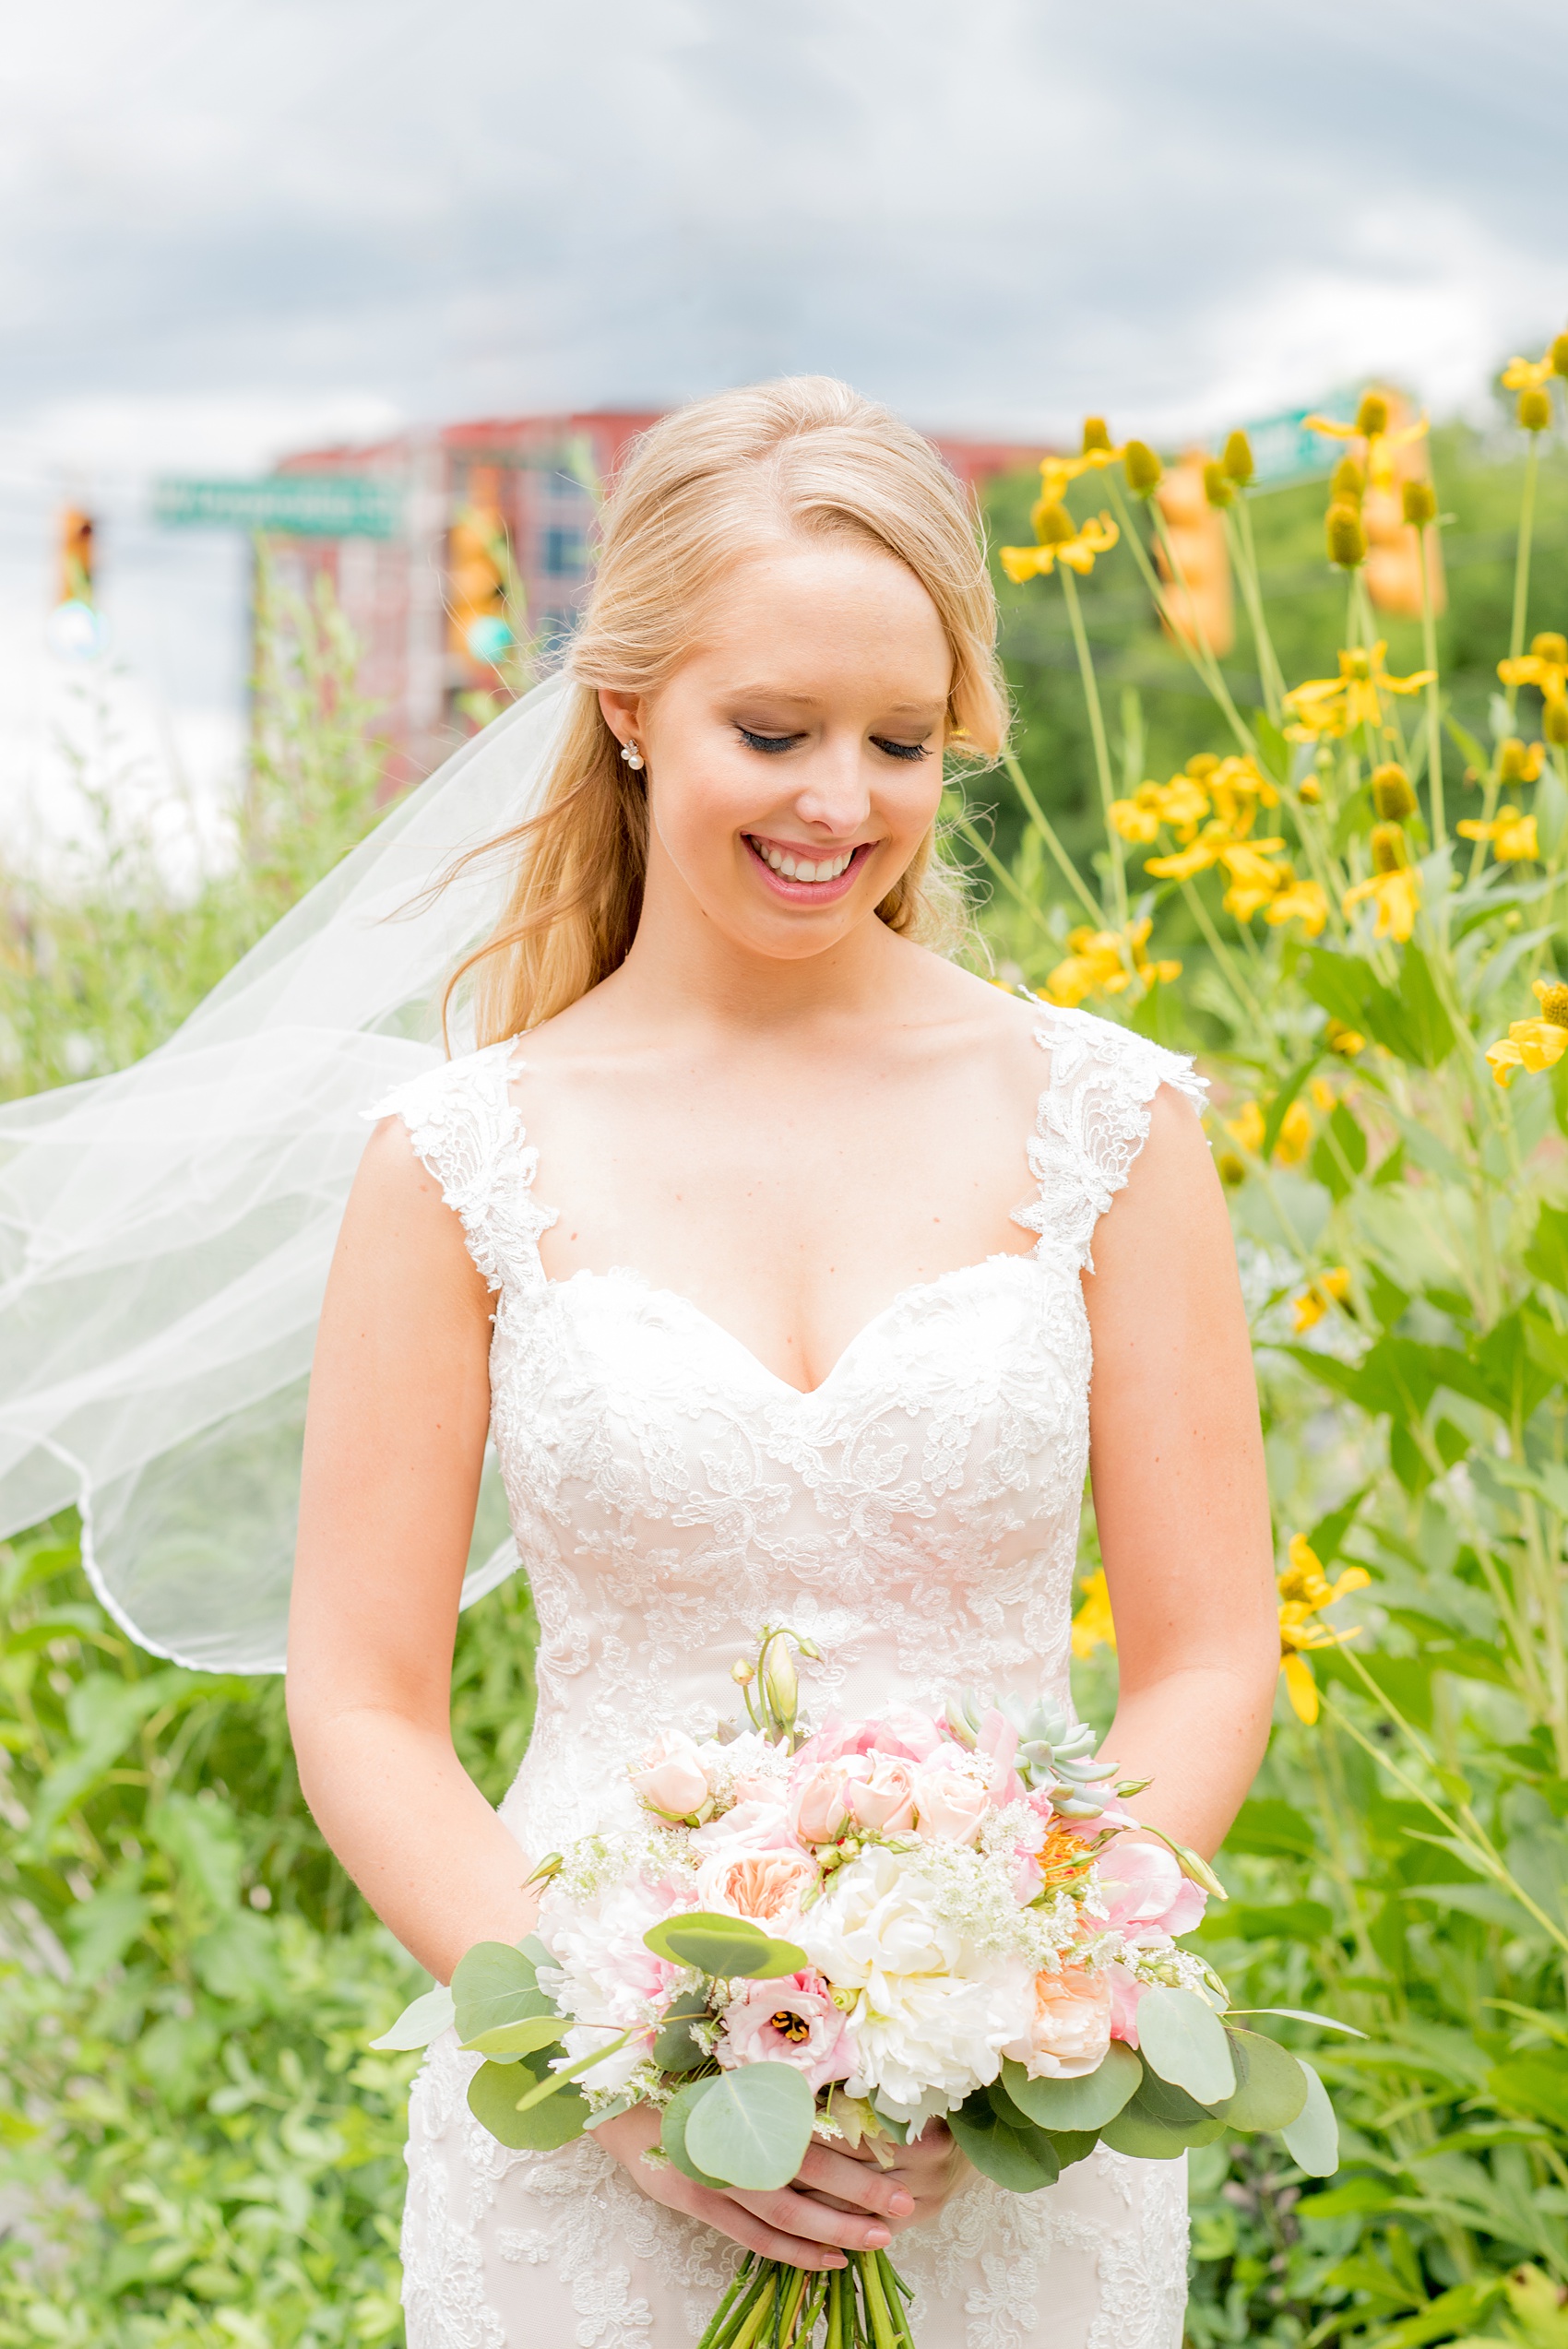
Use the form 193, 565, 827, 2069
995, 385, 1568, 2349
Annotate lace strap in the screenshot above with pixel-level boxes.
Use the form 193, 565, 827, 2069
364, 1039, 555, 1295
1013, 1006, 1208, 1276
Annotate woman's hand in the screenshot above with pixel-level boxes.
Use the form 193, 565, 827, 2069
593, 2106, 966, 2272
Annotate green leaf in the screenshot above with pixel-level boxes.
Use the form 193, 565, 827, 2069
643, 1912, 807, 1981
1196, 1900, 1334, 1945
1225, 2008, 1366, 2037
1383, 944, 1457, 1068
652, 1987, 712, 2073
1263, 1054, 1325, 1162
452, 1942, 554, 2045
461, 2011, 565, 2061
1525, 1202, 1568, 1294
1279, 2057, 1338, 2177
1301, 948, 1383, 1033
684, 2059, 815, 2190
1044, 2128, 1100, 2172
1134, 1988, 1236, 2105
1296, 2177, 1400, 2219
996, 2043, 1140, 2132
1487, 2053, 1568, 2131
1470, 1310, 1556, 1425
1101, 2065, 1227, 2155
949, 2091, 1062, 2190
1312, 1101, 1368, 1203
1216, 2032, 1309, 2131
660, 2077, 729, 2189
370, 1985, 457, 2053
466, 2053, 589, 2152
1224, 1799, 1317, 1859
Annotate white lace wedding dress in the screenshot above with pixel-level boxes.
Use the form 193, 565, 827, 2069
373, 1003, 1206, 2349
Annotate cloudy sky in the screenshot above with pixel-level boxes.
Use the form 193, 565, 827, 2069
3, 0, 1565, 860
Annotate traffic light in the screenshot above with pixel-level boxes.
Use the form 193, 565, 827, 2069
58, 507, 94, 604
1154, 455, 1234, 658
446, 468, 515, 668
1362, 389, 1445, 619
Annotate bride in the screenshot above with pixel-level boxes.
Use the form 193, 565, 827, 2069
285, 377, 1277, 2349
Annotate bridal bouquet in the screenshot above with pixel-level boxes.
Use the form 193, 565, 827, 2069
376, 1630, 1341, 2348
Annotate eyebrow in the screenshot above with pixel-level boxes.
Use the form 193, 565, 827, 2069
730, 689, 947, 718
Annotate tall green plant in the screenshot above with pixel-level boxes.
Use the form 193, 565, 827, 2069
984, 354, 1568, 2349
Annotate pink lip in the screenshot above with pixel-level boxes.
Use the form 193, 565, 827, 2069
743, 836, 873, 906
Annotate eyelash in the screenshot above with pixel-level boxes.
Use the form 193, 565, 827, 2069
736, 728, 931, 762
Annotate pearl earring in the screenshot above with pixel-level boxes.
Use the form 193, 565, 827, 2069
620, 740, 645, 771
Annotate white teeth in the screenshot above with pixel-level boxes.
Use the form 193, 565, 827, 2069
753, 840, 854, 883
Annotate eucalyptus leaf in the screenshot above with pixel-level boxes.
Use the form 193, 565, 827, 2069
998, 2044, 1140, 2132
652, 1987, 713, 2073
1135, 1988, 1236, 2106
1099, 2105, 1210, 2160
1217, 2031, 1309, 2132
460, 2011, 566, 2061
660, 2076, 729, 2189
369, 1983, 456, 2052
684, 2059, 815, 2189
452, 1941, 554, 2045
643, 1911, 808, 1981
466, 2053, 589, 2152
948, 2093, 1061, 2191
1279, 2058, 1338, 2177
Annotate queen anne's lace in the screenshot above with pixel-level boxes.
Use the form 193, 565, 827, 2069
374, 1007, 1206, 2348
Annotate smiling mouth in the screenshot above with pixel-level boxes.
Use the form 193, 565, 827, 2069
743, 836, 870, 885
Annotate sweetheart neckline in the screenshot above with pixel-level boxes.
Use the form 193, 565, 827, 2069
541, 1251, 1047, 1400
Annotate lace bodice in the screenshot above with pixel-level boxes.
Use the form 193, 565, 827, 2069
378, 1004, 1206, 2349
370, 1006, 1204, 1861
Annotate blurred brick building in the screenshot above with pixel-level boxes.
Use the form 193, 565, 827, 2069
270, 410, 1045, 782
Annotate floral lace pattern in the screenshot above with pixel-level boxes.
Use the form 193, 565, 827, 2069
374, 1007, 1205, 2348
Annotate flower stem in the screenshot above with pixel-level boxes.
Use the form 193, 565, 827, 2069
1228, 497, 1287, 723
1507, 433, 1541, 717
1057, 568, 1128, 933
1000, 753, 1105, 924
1417, 527, 1446, 859
1103, 475, 1255, 754
955, 815, 1061, 939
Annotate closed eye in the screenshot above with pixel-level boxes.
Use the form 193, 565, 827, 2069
872, 737, 932, 762
737, 728, 801, 754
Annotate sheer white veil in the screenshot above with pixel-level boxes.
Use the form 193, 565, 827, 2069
0, 669, 574, 1675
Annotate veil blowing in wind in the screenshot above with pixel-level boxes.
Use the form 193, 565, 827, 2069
0, 672, 573, 1674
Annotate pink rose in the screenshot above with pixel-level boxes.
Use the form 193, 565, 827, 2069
1004, 1965, 1113, 2081
861, 1706, 947, 1764
690, 1799, 795, 1858
695, 1846, 819, 1928
1105, 1963, 1146, 2046
790, 1715, 876, 1768
628, 1730, 710, 1820
912, 1762, 990, 1845
1098, 1839, 1207, 1940
717, 1975, 855, 2092
844, 1752, 917, 1834
790, 1760, 855, 1846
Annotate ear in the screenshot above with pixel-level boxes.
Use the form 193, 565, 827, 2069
598, 688, 645, 748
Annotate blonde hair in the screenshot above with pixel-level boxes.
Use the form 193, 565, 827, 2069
447, 375, 1007, 1047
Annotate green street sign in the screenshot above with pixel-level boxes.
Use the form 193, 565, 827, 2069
151, 474, 405, 539
1238, 393, 1356, 489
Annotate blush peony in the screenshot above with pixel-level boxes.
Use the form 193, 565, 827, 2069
1097, 1838, 1207, 1940
1005, 1964, 1113, 2081
695, 1845, 819, 1928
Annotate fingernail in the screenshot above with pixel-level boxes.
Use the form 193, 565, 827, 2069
891, 2192, 914, 2213
867, 2228, 891, 2248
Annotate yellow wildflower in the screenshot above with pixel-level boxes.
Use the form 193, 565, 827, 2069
1324, 1019, 1365, 1057
1043, 917, 1180, 1007
1158, 772, 1218, 839
1310, 1077, 1336, 1112
1498, 631, 1568, 703
1297, 775, 1323, 804
1071, 1568, 1116, 1659
1456, 805, 1538, 861
1109, 783, 1166, 844
1283, 641, 1436, 742
1485, 977, 1568, 1087
1291, 1266, 1350, 1335
1343, 828, 1420, 942
1000, 504, 1120, 582
1207, 753, 1279, 826
1220, 841, 1292, 923
1146, 838, 1221, 882
1502, 353, 1555, 393
1304, 393, 1430, 492
1265, 877, 1329, 937
1498, 738, 1546, 785
1275, 1099, 1313, 1167
1277, 1535, 1370, 1725
1226, 1101, 1265, 1155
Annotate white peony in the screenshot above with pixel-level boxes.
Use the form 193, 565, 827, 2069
538, 1874, 676, 2094
794, 1844, 1031, 2121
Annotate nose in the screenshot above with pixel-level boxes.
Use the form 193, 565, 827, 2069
790, 734, 873, 838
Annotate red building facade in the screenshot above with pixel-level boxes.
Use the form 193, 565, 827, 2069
271, 411, 1045, 781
